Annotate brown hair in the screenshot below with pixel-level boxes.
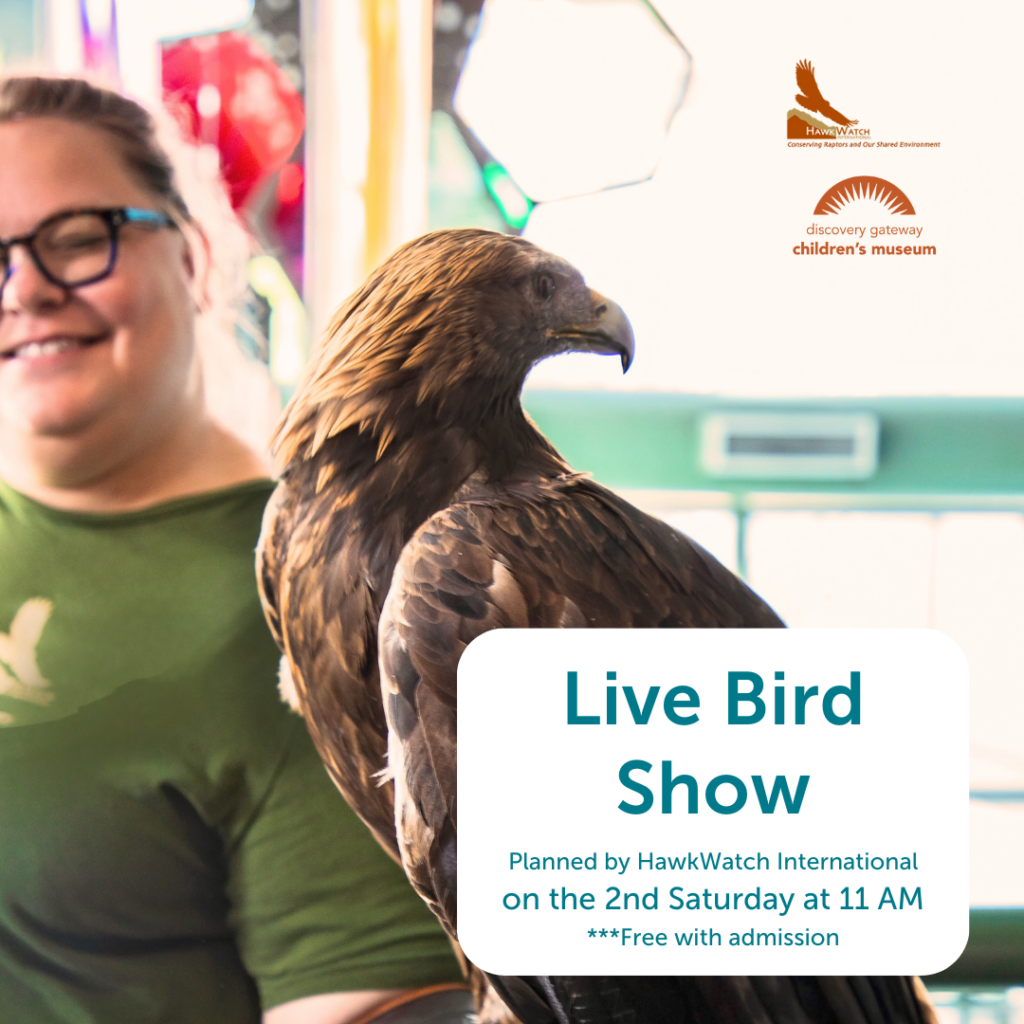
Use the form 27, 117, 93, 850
0, 76, 191, 222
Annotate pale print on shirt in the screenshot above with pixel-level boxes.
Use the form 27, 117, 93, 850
0, 598, 55, 724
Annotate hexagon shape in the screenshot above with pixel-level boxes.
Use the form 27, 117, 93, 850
455, 0, 691, 203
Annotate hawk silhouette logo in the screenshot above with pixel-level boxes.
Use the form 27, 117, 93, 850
795, 60, 858, 126
0, 599, 55, 714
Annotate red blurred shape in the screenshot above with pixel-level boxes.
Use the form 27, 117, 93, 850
277, 162, 304, 205
162, 32, 305, 209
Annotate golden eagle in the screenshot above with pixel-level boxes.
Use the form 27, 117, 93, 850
257, 230, 935, 1024
796, 60, 859, 127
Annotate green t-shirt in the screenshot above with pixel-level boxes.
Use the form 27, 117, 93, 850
0, 478, 460, 1022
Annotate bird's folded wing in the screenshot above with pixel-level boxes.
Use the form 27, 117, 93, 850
377, 480, 936, 1024
377, 475, 782, 933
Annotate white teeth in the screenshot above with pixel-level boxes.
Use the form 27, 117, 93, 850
9, 338, 88, 359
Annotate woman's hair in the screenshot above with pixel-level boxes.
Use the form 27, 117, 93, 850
0, 75, 281, 456
0, 76, 191, 223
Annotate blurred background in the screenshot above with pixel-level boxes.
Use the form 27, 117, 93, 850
1, 0, 1021, 1015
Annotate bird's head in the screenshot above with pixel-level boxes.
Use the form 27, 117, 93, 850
478, 234, 635, 376
275, 229, 634, 464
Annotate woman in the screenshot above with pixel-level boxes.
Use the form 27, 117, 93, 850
0, 76, 465, 1023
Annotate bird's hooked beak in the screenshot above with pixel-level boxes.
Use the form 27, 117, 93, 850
551, 288, 635, 373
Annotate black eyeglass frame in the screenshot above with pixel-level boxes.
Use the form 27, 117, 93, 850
0, 207, 176, 299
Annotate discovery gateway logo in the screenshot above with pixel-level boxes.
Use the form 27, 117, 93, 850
793, 177, 936, 257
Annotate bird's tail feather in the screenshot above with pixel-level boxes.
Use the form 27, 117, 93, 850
479, 975, 937, 1024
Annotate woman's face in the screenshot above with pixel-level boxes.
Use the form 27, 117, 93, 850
0, 118, 197, 457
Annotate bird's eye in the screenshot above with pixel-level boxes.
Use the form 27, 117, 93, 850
536, 274, 555, 301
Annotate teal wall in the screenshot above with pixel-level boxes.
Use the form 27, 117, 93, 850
523, 391, 1024, 502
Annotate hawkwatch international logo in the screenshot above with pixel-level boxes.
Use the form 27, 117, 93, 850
787, 61, 868, 141
786, 59, 941, 150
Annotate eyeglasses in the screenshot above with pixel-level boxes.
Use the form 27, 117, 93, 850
0, 207, 176, 300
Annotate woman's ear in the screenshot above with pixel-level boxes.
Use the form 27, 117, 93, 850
182, 221, 213, 313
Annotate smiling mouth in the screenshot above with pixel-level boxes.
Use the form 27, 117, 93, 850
1, 336, 107, 360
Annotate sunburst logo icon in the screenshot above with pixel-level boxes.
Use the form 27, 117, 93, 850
814, 176, 915, 216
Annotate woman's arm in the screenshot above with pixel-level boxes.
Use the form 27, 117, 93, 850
264, 988, 408, 1024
